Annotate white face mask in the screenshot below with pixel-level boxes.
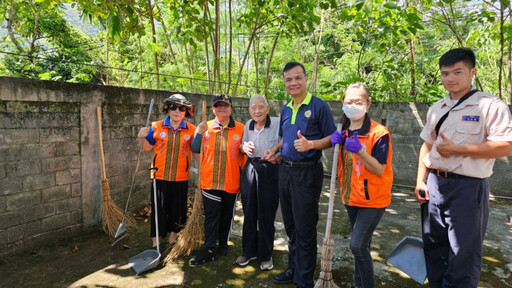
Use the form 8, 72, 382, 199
342, 104, 367, 121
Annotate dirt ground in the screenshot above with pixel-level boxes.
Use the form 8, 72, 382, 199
1, 184, 511, 288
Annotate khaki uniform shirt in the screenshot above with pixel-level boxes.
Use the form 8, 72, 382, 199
420, 90, 512, 178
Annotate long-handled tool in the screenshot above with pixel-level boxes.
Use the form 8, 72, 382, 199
315, 124, 342, 288
164, 100, 207, 263
113, 99, 155, 245
97, 107, 135, 239
128, 165, 161, 275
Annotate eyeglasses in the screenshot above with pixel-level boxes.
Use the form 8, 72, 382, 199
169, 104, 188, 112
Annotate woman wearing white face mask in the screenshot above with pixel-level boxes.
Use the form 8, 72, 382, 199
331, 82, 393, 288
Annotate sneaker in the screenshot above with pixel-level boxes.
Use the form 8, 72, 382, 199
235, 255, 257, 266
260, 257, 273, 271
189, 248, 218, 265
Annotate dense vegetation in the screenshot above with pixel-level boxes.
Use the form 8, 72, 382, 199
0, 0, 511, 104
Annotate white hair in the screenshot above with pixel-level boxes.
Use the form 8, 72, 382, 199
249, 94, 269, 106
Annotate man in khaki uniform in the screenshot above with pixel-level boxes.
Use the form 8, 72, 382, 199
414, 48, 512, 287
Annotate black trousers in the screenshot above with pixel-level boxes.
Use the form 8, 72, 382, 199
202, 189, 237, 249
150, 180, 188, 238
240, 160, 279, 261
279, 161, 323, 288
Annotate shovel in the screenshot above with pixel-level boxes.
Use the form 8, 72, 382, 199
128, 166, 161, 275
113, 98, 155, 244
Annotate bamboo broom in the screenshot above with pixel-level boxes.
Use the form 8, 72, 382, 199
164, 101, 207, 263
315, 124, 342, 288
97, 107, 137, 238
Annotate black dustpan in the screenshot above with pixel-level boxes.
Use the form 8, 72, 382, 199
387, 236, 427, 284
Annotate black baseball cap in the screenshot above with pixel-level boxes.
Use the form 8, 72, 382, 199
212, 94, 232, 106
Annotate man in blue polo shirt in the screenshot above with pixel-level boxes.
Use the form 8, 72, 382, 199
265, 62, 336, 287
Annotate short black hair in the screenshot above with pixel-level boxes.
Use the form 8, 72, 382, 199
283, 62, 307, 76
439, 48, 476, 69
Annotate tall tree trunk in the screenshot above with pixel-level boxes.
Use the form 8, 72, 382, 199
138, 35, 144, 89
214, 0, 221, 93
157, 6, 178, 64
408, 38, 416, 99
265, 32, 280, 98
148, 0, 160, 89
202, 1, 212, 94
498, 0, 504, 99
254, 37, 259, 93
226, 0, 233, 94
309, 11, 325, 92
508, 3, 512, 103
232, 10, 260, 97
185, 44, 194, 90
106, 34, 109, 85
6, 0, 24, 54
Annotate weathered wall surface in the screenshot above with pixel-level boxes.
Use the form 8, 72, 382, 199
1, 77, 511, 257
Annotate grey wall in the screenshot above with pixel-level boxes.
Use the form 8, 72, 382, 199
1, 77, 511, 256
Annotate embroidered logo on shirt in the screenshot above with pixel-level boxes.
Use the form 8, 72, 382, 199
233, 134, 240, 141
304, 110, 312, 118
159, 132, 166, 138
184, 134, 190, 140
461, 115, 480, 122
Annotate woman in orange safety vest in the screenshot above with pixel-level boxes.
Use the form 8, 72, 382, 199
138, 94, 197, 249
331, 82, 393, 288
189, 94, 245, 265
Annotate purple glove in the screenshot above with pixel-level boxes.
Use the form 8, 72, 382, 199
345, 131, 363, 153
331, 130, 346, 147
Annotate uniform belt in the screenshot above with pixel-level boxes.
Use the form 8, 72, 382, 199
281, 159, 320, 168
430, 169, 477, 179
248, 157, 268, 163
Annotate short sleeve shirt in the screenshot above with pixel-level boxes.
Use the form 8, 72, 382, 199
279, 93, 336, 161
420, 90, 512, 178
242, 116, 280, 158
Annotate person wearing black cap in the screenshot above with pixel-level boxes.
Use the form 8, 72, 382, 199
189, 94, 245, 265
137, 94, 197, 249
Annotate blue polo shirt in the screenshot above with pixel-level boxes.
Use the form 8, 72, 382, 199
279, 93, 336, 161
145, 116, 187, 145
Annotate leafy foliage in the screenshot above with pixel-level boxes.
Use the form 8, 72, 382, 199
0, 0, 510, 103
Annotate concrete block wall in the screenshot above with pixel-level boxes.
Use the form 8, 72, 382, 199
1, 76, 511, 257
0, 97, 82, 255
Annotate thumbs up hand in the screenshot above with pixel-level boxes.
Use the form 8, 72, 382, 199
294, 130, 313, 152
345, 131, 364, 154
436, 132, 457, 157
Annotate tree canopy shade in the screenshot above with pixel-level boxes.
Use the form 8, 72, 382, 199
1, 0, 511, 103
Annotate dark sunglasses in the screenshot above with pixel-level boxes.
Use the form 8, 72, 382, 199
169, 104, 188, 112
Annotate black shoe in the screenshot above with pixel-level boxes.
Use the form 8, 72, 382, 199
218, 245, 229, 256
190, 248, 218, 265
272, 267, 294, 284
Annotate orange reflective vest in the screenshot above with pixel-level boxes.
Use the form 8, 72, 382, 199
200, 119, 245, 193
150, 119, 196, 182
338, 119, 393, 208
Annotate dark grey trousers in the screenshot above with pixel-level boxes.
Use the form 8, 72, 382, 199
423, 172, 489, 288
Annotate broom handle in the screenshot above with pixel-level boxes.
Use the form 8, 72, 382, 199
96, 107, 107, 180
324, 124, 342, 239
197, 101, 207, 187
121, 99, 155, 219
